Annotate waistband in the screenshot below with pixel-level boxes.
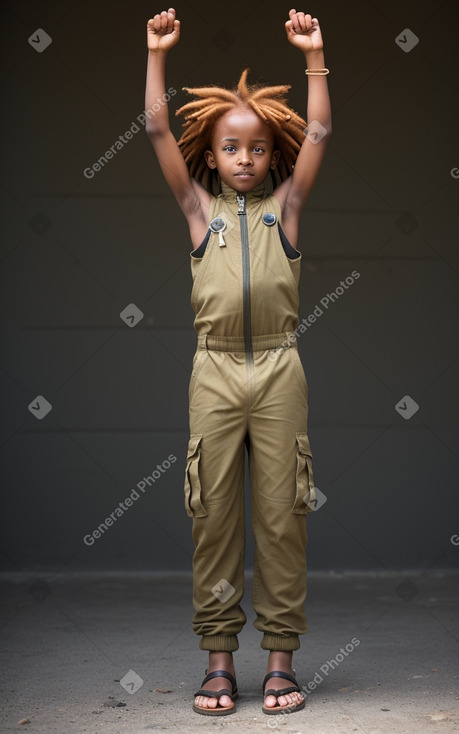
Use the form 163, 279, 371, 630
197, 332, 298, 351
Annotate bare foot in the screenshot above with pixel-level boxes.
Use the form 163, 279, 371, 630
263, 651, 305, 710
194, 651, 236, 711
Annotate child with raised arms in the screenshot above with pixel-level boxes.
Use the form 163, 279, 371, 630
144, 6, 331, 717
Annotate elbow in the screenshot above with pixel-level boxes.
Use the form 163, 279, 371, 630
145, 124, 164, 138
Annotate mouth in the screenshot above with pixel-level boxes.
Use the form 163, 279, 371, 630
235, 172, 254, 177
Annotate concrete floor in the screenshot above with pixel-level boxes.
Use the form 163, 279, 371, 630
1, 571, 458, 734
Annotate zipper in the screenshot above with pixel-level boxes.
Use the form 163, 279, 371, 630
236, 192, 253, 366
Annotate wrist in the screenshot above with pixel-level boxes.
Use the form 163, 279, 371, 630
304, 49, 325, 65
148, 47, 168, 57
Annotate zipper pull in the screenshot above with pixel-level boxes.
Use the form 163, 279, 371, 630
236, 193, 246, 215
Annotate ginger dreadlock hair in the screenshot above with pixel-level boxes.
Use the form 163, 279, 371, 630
175, 68, 307, 193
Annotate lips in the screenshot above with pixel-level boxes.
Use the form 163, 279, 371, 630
235, 172, 254, 177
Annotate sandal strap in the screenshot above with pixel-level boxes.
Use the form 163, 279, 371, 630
264, 685, 300, 699
198, 670, 238, 695
194, 687, 233, 699
262, 670, 299, 692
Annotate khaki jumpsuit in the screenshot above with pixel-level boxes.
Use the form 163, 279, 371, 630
183, 179, 316, 653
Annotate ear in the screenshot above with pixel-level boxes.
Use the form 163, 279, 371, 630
204, 149, 217, 169
270, 148, 281, 169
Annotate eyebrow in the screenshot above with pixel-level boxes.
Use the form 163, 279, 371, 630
221, 137, 270, 143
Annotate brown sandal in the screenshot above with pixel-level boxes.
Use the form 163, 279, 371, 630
193, 669, 238, 716
262, 670, 305, 715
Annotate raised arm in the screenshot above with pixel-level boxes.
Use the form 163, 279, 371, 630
145, 9, 210, 224
274, 9, 332, 215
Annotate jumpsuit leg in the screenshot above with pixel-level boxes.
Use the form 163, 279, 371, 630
247, 345, 313, 651
185, 348, 249, 652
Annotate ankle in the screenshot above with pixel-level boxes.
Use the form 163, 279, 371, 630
267, 650, 294, 671
208, 651, 235, 671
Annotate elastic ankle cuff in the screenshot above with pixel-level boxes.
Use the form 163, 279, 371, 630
200, 634, 239, 652
261, 634, 300, 651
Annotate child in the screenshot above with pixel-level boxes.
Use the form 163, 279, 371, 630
144, 7, 331, 717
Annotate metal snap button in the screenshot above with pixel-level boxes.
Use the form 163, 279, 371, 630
210, 217, 226, 233
262, 212, 277, 226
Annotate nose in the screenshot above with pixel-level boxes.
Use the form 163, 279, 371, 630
238, 149, 253, 166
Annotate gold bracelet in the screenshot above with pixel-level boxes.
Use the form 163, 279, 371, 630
305, 68, 329, 75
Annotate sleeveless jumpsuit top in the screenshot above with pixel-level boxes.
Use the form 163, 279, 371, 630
189, 180, 302, 350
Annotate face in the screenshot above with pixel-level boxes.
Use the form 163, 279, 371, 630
204, 106, 280, 192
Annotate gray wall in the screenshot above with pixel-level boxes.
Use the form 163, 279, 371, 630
1, 0, 458, 574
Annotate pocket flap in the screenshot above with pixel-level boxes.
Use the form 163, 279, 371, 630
186, 433, 202, 458
184, 433, 207, 518
292, 432, 315, 515
296, 432, 312, 458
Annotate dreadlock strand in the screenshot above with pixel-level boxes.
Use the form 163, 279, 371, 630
176, 93, 238, 116
191, 102, 234, 123
250, 84, 291, 101
181, 85, 238, 103
236, 68, 251, 99
247, 98, 269, 123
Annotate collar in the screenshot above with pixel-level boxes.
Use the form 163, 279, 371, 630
219, 179, 266, 203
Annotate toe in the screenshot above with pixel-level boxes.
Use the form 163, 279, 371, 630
195, 695, 217, 709
218, 694, 233, 708
264, 693, 278, 708
285, 691, 304, 707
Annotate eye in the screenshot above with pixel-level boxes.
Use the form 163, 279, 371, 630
254, 147, 265, 153
224, 145, 236, 152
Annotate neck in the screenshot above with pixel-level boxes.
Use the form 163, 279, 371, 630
219, 179, 266, 202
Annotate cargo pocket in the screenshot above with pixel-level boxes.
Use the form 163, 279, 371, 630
292, 432, 316, 514
183, 433, 208, 518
